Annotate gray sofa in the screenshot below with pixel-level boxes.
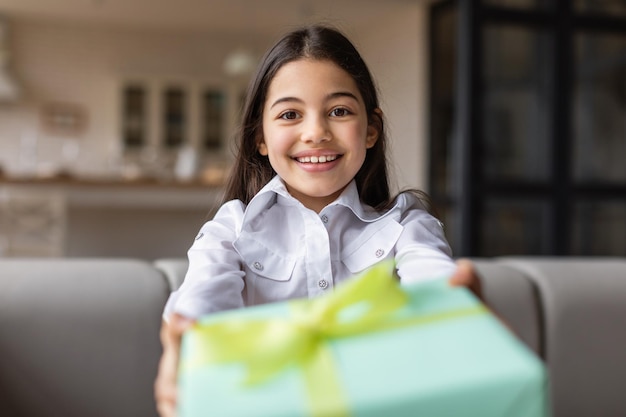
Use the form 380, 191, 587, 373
1, 257, 625, 417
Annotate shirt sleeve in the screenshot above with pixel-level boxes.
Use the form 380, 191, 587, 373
393, 193, 457, 285
162, 200, 246, 320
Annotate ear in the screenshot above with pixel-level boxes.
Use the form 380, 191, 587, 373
366, 108, 383, 149
257, 138, 268, 156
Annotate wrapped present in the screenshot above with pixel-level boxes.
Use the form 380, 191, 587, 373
178, 262, 549, 417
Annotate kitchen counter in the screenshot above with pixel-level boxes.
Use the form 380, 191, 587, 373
0, 175, 225, 209
0, 174, 226, 258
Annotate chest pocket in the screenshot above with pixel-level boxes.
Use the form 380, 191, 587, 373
233, 234, 297, 282
341, 220, 403, 274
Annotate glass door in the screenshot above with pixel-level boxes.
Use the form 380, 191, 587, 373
429, 0, 626, 256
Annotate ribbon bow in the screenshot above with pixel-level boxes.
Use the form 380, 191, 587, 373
182, 261, 407, 417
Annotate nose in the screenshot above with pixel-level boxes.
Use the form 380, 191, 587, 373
300, 115, 331, 144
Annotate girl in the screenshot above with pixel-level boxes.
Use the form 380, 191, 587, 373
155, 25, 480, 417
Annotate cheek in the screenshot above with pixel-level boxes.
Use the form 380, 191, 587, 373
262, 127, 293, 154
263, 125, 298, 147
346, 124, 371, 149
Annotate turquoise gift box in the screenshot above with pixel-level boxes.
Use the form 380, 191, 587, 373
177, 262, 550, 417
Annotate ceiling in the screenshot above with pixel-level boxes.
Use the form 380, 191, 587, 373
0, 0, 420, 35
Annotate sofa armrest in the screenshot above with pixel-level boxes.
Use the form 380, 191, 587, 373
0, 259, 170, 417
471, 259, 543, 356
499, 257, 626, 417
154, 258, 189, 292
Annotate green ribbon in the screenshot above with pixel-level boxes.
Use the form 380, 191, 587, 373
181, 261, 487, 417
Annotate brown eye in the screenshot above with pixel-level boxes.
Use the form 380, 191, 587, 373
330, 107, 351, 117
279, 111, 299, 120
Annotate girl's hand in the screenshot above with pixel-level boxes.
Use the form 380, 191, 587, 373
155, 313, 195, 417
448, 258, 483, 301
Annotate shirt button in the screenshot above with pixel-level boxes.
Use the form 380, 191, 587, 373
318, 279, 329, 289
320, 214, 329, 224
375, 249, 385, 258
253, 261, 263, 271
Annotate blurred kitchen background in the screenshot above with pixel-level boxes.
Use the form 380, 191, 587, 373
0, 0, 624, 259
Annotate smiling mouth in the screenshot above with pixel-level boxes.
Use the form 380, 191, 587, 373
295, 155, 340, 164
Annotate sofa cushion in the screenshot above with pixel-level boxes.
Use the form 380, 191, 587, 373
0, 259, 170, 417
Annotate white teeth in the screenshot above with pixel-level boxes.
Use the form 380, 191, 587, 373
296, 155, 338, 164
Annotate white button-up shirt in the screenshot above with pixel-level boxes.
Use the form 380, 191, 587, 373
164, 176, 456, 319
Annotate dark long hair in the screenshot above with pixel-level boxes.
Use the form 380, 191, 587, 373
222, 25, 392, 210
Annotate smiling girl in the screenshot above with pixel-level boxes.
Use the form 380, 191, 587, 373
155, 25, 480, 417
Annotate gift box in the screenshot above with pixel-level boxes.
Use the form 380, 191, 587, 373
177, 262, 549, 417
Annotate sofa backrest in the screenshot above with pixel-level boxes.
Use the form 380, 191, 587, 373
0, 259, 170, 417
2, 256, 624, 417
493, 257, 626, 417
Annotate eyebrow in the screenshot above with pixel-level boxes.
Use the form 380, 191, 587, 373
269, 91, 360, 109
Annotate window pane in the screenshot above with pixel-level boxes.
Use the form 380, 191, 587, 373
572, 201, 626, 255
429, 5, 460, 255
430, 6, 457, 199
574, 0, 626, 16
201, 90, 224, 150
480, 199, 551, 256
122, 85, 147, 148
163, 87, 186, 148
573, 33, 626, 183
483, 0, 554, 11
482, 26, 553, 182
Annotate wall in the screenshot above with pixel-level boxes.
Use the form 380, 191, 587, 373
356, 5, 427, 192
0, 6, 429, 189
0, 7, 430, 259
0, 19, 270, 178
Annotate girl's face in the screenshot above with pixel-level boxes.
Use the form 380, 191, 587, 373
259, 58, 379, 213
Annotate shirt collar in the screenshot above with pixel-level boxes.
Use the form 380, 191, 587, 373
239, 176, 286, 226
242, 175, 397, 225
328, 180, 395, 223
